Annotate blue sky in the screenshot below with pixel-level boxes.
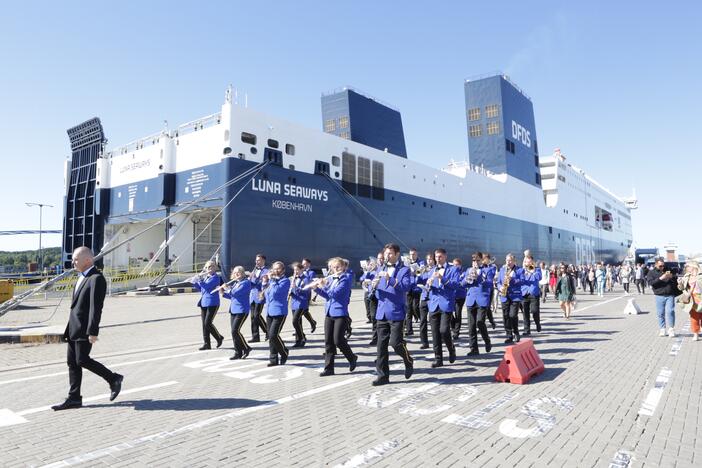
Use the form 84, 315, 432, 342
0, 1, 700, 256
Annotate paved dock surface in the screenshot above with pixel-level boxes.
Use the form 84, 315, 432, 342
0, 289, 699, 467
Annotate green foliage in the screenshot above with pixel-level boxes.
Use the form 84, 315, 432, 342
0, 246, 62, 269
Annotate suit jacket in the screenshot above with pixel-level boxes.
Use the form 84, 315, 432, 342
497, 265, 525, 303
521, 268, 542, 297
466, 265, 494, 308
263, 277, 290, 317
64, 268, 107, 341
193, 273, 223, 307
315, 274, 351, 317
427, 264, 460, 313
222, 279, 252, 314
375, 264, 411, 321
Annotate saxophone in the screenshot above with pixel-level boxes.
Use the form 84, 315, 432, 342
500, 268, 513, 296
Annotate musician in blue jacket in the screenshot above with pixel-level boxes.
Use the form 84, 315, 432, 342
372, 244, 414, 386
300, 258, 318, 334
359, 259, 378, 325
464, 252, 494, 355
290, 262, 312, 347
417, 252, 436, 349
313, 257, 358, 376
249, 254, 269, 342
521, 255, 542, 335
452, 258, 467, 340
405, 248, 422, 336
262, 261, 290, 366
497, 253, 525, 343
368, 251, 385, 346
191, 260, 225, 350
427, 249, 460, 367
220, 266, 252, 360
482, 253, 498, 329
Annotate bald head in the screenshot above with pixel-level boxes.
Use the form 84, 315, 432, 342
72, 247, 94, 272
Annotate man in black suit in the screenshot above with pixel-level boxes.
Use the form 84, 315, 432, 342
52, 247, 123, 411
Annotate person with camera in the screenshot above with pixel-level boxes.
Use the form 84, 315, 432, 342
647, 258, 680, 337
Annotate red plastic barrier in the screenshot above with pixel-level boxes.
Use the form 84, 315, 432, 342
494, 338, 545, 384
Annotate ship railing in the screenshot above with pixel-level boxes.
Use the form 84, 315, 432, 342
173, 112, 222, 138
106, 130, 168, 157
442, 160, 498, 178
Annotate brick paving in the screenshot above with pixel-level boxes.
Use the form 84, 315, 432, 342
0, 288, 699, 467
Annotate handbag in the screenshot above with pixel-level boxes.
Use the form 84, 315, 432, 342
679, 290, 691, 305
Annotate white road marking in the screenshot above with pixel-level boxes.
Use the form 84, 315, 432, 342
669, 337, 683, 356
0, 381, 178, 427
40, 376, 363, 467
332, 439, 401, 467
638, 368, 672, 416
442, 392, 519, 429
609, 449, 634, 467
0, 351, 208, 386
575, 294, 627, 313
498, 397, 574, 438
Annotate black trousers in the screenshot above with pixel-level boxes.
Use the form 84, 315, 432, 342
452, 297, 466, 337
419, 300, 429, 346
623, 282, 630, 293
230, 313, 250, 355
67, 340, 115, 399
324, 316, 355, 372
369, 296, 378, 342
267, 315, 288, 363
364, 293, 372, 322
522, 294, 540, 333
429, 311, 455, 362
540, 285, 548, 303
501, 299, 521, 339
201, 306, 223, 346
588, 280, 595, 294
467, 304, 491, 351
292, 308, 306, 344
405, 291, 421, 334
302, 309, 316, 329
376, 319, 413, 379
636, 279, 646, 294
250, 301, 268, 340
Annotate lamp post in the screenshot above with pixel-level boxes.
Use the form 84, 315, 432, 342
25, 202, 53, 274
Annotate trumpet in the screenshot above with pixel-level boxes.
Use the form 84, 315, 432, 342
525, 264, 535, 273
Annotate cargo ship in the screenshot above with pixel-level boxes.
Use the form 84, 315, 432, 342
61, 73, 636, 274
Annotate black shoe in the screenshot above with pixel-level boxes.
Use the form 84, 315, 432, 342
523, 331, 531, 337
242, 347, 251, 359
515, 333, 521, 343
504, 337, 514, 344
485, 340, 492, 353
51, 398, 82, 411
349, 354, 358, 372
216, 336, 224, 348
536, 324, 542, 332
320, 369, 334, 377
369, 340, 377, 346
250, 337, 260, 343
267, 361, 278, 367
431, 360, 443, 368
420, 343, 429, 350
404, 361, 414, 379
372, 377, 390, 386
448, 349, 456, 364
406, 331, 414, 336
490, 322, 496, 330
452, 334, 459, 341
198, 344, 211, 351
466, 349, 480, 356
229, 354, 242, 360
109, 374, 124, 402
310, 321, 317, 334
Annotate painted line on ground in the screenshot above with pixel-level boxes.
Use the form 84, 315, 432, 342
574, 294, 627, 313
332, 439, 401, 467
0, 381, 178, 427
40, 375, 363, 467
0, 351, 211, 386
608, 449, 634, 467
638, 367, 672, 416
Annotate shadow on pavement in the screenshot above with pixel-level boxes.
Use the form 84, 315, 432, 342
90, 397, 271, 411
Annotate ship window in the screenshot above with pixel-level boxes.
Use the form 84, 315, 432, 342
285, 144, 295, 155
535, 173, 541, 185
267, 139, 279, 149
339, 131, 350, 140
331, 156, 340, 167
558, 175, 566, 182
357, 157, 371, 198
487, 121, 500, 135
241, 132, 257, 145
250, 147, 257, 154
534, 155, 539, 166
505, 139, 515, 154
288, 165, 295, 170
342, 152, 356, 194
485, 104, 500, 118
339, 116, 349, 129
469, 125, 482, 137
372, 161, 385, 200
468, 108, 481, 121
324, 119, 336, 133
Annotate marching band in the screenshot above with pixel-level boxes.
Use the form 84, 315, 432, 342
190, 247, 552, 385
